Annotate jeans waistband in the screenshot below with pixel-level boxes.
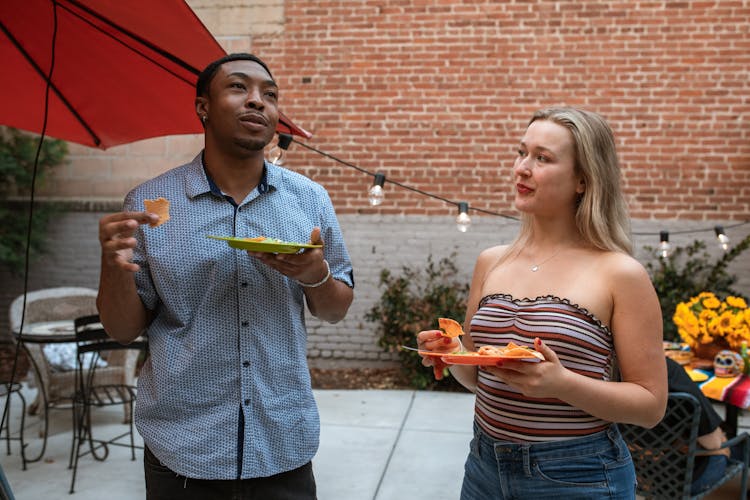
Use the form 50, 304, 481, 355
473, 422, 627, 461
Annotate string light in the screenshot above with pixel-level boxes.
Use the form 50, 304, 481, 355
287, 137, 749, 239
268, 133, 293, 165
715, 226, 730, 251
658, 231, 672, 259
456, 202, 471, 232
368, 173, 386, 206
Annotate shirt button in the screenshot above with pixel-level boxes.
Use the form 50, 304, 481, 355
244, 399, 250, 406
241, 321, 249, 327
242, 361, 250, 367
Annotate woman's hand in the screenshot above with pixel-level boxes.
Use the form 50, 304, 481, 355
484, 338, 570, 398
416, 330, 462, 380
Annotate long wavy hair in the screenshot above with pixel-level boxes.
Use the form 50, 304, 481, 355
506, 107, 633, 262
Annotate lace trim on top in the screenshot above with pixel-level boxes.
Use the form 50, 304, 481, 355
478, 293, 611, 336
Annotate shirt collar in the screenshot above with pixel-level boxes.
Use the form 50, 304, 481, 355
184, 151, 274, 201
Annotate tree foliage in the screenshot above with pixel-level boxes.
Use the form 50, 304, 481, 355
0, 127, 68, 272
645, 233, 750, 341
365, 254, 470, 390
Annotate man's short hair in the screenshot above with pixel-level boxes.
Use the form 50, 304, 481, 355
196, 53, 274, 98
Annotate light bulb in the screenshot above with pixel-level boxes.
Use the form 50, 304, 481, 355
715, 226, 730, 251
456, 202, 471, 232
368, 173, 386, 206
268, 146, 285, 165
268, 133, 293, 166
658, 230, 672, 259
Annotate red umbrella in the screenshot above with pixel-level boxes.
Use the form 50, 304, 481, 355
0, 0, 310, 150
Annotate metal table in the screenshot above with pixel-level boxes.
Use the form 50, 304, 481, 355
12, 320, 78, 463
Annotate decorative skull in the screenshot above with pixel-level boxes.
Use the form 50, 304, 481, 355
713, 350, 744, 377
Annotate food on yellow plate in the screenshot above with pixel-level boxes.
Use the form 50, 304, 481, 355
438, 317, 464, 338
665, 350, 693, 366
663, 341, 693, 365
144, 197, 170, 227
239, 236, 286, 244
685, 368, 709, 382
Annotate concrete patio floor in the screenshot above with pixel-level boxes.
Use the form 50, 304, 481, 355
1, 382, 748, 499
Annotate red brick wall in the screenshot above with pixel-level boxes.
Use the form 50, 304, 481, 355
251, 0, 749, 221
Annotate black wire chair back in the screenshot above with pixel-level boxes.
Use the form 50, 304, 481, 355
69, 314, 147, 494
620, 391, 750, 499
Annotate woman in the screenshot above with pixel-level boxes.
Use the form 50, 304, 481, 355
418, 107, 666, 499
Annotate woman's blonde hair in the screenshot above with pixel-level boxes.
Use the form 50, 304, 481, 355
510, 107, 633, 257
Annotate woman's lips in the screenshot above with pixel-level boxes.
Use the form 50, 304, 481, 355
516, 184, 533, 195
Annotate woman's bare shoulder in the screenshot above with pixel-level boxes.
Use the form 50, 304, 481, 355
597, 250, 651, 281
478, 244, 511, 261
473, 244, 513, 279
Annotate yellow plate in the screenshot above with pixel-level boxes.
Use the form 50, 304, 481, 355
686, 369, 709, 382
207, 235, 322, 254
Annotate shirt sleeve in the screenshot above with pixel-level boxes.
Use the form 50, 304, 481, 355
317, 188, 354, 288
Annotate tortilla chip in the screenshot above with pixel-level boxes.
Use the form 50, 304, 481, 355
144, 197, 170, 227
438, 318, 464, 338
478, 342, 545, 360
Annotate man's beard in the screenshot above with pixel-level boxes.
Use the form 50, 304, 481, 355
233, 136, 268, 153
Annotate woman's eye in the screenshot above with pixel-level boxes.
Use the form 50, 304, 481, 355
230, 82, 246, 90
517, 149, 527, 158
536, 155, 548, 163
265, 91, 278, 99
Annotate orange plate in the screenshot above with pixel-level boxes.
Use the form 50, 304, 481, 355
418, 350, 455, 358
441, 353, 542, 365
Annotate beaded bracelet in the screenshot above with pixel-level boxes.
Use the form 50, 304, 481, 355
298, 259, 331, 288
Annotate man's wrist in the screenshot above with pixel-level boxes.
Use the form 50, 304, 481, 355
298, 260, 331, 288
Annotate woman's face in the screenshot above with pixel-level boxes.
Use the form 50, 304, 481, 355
512, 119, 585, 216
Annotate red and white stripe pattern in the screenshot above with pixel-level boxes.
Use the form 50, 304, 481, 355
471, 294, 615, 443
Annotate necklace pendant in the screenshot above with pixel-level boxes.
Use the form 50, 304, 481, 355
531, 265, 540, 272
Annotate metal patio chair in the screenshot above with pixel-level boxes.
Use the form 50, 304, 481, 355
620, 392, 750, 499
68, 314, 147, 493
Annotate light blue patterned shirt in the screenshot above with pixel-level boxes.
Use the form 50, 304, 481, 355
125, 153, 354, 479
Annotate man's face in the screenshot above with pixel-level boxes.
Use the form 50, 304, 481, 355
198, 59, 279, 154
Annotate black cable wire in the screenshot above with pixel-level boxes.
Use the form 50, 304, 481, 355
290, 138, 750, 236
1, 0, 59, 443
291, 138, 520, 222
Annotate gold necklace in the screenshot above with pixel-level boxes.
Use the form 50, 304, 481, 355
530, 248, 562, 272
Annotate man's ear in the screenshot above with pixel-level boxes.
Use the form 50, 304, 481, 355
195, 96, 208, 119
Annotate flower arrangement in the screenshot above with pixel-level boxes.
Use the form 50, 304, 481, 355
673, 292, 750, 352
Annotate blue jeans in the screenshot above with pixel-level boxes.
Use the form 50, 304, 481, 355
460, 423, 636, 500
691, 454, 729, 495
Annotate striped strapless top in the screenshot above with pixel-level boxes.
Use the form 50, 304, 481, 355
471, 293, 615, 443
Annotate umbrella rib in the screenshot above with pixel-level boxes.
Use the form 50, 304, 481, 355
0, 19, 102, 147
61, 0, 202, 83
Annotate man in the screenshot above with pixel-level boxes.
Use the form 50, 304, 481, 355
666, 357, 735, 495
97, 53, 354, 499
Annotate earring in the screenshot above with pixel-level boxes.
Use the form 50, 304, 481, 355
201, 115, 207, 123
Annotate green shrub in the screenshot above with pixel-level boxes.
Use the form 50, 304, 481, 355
645, 233, 750, 341
365, 253, 470, 390
0, 127, 67, 273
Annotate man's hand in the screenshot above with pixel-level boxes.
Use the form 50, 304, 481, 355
249, 227, 328, 284
99, 211, 158, 272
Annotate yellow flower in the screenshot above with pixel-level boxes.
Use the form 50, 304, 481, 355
727, 296, 748, 309
703, 296, 721, 309
674, 292, 750, 352
699, 309, 718, 324
717, 311, 736, 335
